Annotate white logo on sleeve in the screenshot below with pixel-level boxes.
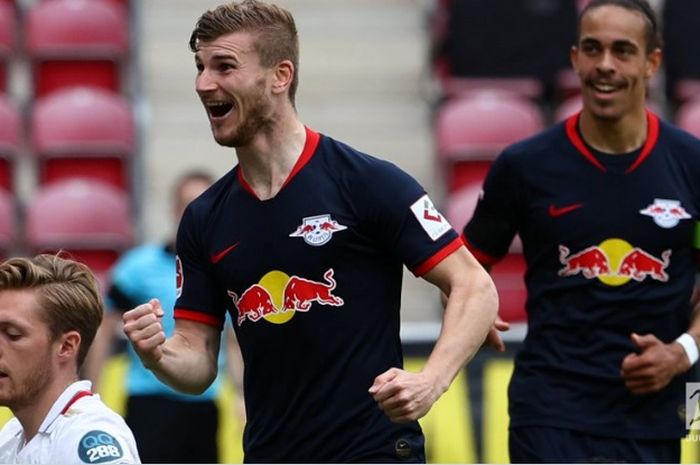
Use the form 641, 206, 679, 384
410, 194, 451, 241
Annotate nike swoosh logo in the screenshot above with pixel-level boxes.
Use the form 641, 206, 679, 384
548, 203, 583, 217
210, 242, 240, 264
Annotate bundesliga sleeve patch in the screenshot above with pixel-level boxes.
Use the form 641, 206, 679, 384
410, 194, 451, 241
78, 430, 124, 463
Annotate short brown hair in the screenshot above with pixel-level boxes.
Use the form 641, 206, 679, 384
189, 0, 300, 106
0, 254, 103, 368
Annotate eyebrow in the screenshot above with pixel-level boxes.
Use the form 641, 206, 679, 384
580, 37, 638, 49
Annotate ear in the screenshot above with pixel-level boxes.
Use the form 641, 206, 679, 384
271, 60, 294, 97
570, 45, 580, 74
645, 48, 662, 80
56, 330, 81, 366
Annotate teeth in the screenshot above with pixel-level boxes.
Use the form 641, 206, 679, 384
593, 84, 616, 92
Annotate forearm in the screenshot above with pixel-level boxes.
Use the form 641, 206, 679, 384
424, 263, 498, 393
148, 330, 219, 395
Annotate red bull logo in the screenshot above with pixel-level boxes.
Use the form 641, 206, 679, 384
290, 214, 347, 246
639, 198, 691, 228
558, 239, 671, 286
229, 268, 344, 326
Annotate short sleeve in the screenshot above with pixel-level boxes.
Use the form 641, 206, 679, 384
173, 204, 226, 328
55, 421, 141, 464
462, 150, 522, 264
355, 157, 462, 276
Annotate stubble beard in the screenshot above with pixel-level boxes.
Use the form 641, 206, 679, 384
1, 350, 55, 412
214, 80, 275, 148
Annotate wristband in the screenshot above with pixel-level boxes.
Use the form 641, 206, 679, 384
676, 333, 699, 365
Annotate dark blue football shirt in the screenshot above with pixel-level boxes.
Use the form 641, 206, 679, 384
464, 111, 700, 439
174, 127, 462, 462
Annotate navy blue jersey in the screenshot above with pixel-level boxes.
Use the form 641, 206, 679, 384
463, 111, 700, 439
174, 128, 462, 462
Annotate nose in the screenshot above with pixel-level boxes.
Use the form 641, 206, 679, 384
596, 49, 616, 74
195, 68, 217, 94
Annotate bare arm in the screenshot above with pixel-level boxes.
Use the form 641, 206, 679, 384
370, 246, 498, 422
621, 293, 700, 395
122, 298, 221, 394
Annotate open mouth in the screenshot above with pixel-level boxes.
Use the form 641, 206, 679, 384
590, 81, 625, 94
206, 101, 234, 119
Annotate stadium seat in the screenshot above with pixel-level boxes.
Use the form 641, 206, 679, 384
0, 1, 16, 93
435, 91, 544, 191
444, 182, 527, 323
430, 0, 577, 101
31, 87, 135, 191
26, 0, 129, 97
676, 99, 700, 139
25, 178, 133, 287
0, 94, 19, 191
0, 187, 15, 259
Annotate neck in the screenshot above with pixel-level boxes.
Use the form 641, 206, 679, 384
578, 108, 648, 154
14, 375, 78, 443
236, 109, 307, 200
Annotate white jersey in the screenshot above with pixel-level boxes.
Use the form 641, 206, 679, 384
0, 380, 140, 464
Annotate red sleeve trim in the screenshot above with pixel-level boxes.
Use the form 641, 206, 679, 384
174, 308, 224, 328
461, 233, 500, 267
413, 237, 463, 277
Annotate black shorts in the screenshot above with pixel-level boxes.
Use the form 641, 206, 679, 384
126, 395, 219, 464
509, 426, 680, 463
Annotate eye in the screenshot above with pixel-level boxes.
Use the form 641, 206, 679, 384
581, 43, 600, 55
218, 63, 236, 72
195, 63, 204, 74
4, 330, 21, 341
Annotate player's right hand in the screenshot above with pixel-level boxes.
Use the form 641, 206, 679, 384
122, 298, 166, 369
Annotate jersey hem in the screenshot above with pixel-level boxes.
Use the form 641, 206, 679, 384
413, 236, 463, 276
173, 308, 224, 328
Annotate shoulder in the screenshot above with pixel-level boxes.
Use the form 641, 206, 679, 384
189, 168, 236, 211
54, 397, 139, 463
317, 134, 420, 189
657, 118, 700, 155
0, 418, 22, 450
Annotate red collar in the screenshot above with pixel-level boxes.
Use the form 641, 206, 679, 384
60, 390, 93, 415
565, 109, 659, 173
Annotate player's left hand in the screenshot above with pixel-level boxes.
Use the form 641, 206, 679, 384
620, 332, 690, 395
369, 368, 441, 423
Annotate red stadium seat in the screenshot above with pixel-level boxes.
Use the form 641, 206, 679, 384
0, 187, 15, 259
440, 77, 543, 101
674, 80, 700, 105
25, 178, 133, 286
26, 0, 129, 97
677, 99, 700, 138
31, 87, 135, 191
445, 183, 527, 323
0, 94, 19, 191
435, 91, 544, 191
0, 2, 16, 93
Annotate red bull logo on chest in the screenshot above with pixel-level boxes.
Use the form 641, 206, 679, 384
228, 268, 344, 326
289, 214, 347, 246
558, 238, 671, 286
640, 198, 691, 228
